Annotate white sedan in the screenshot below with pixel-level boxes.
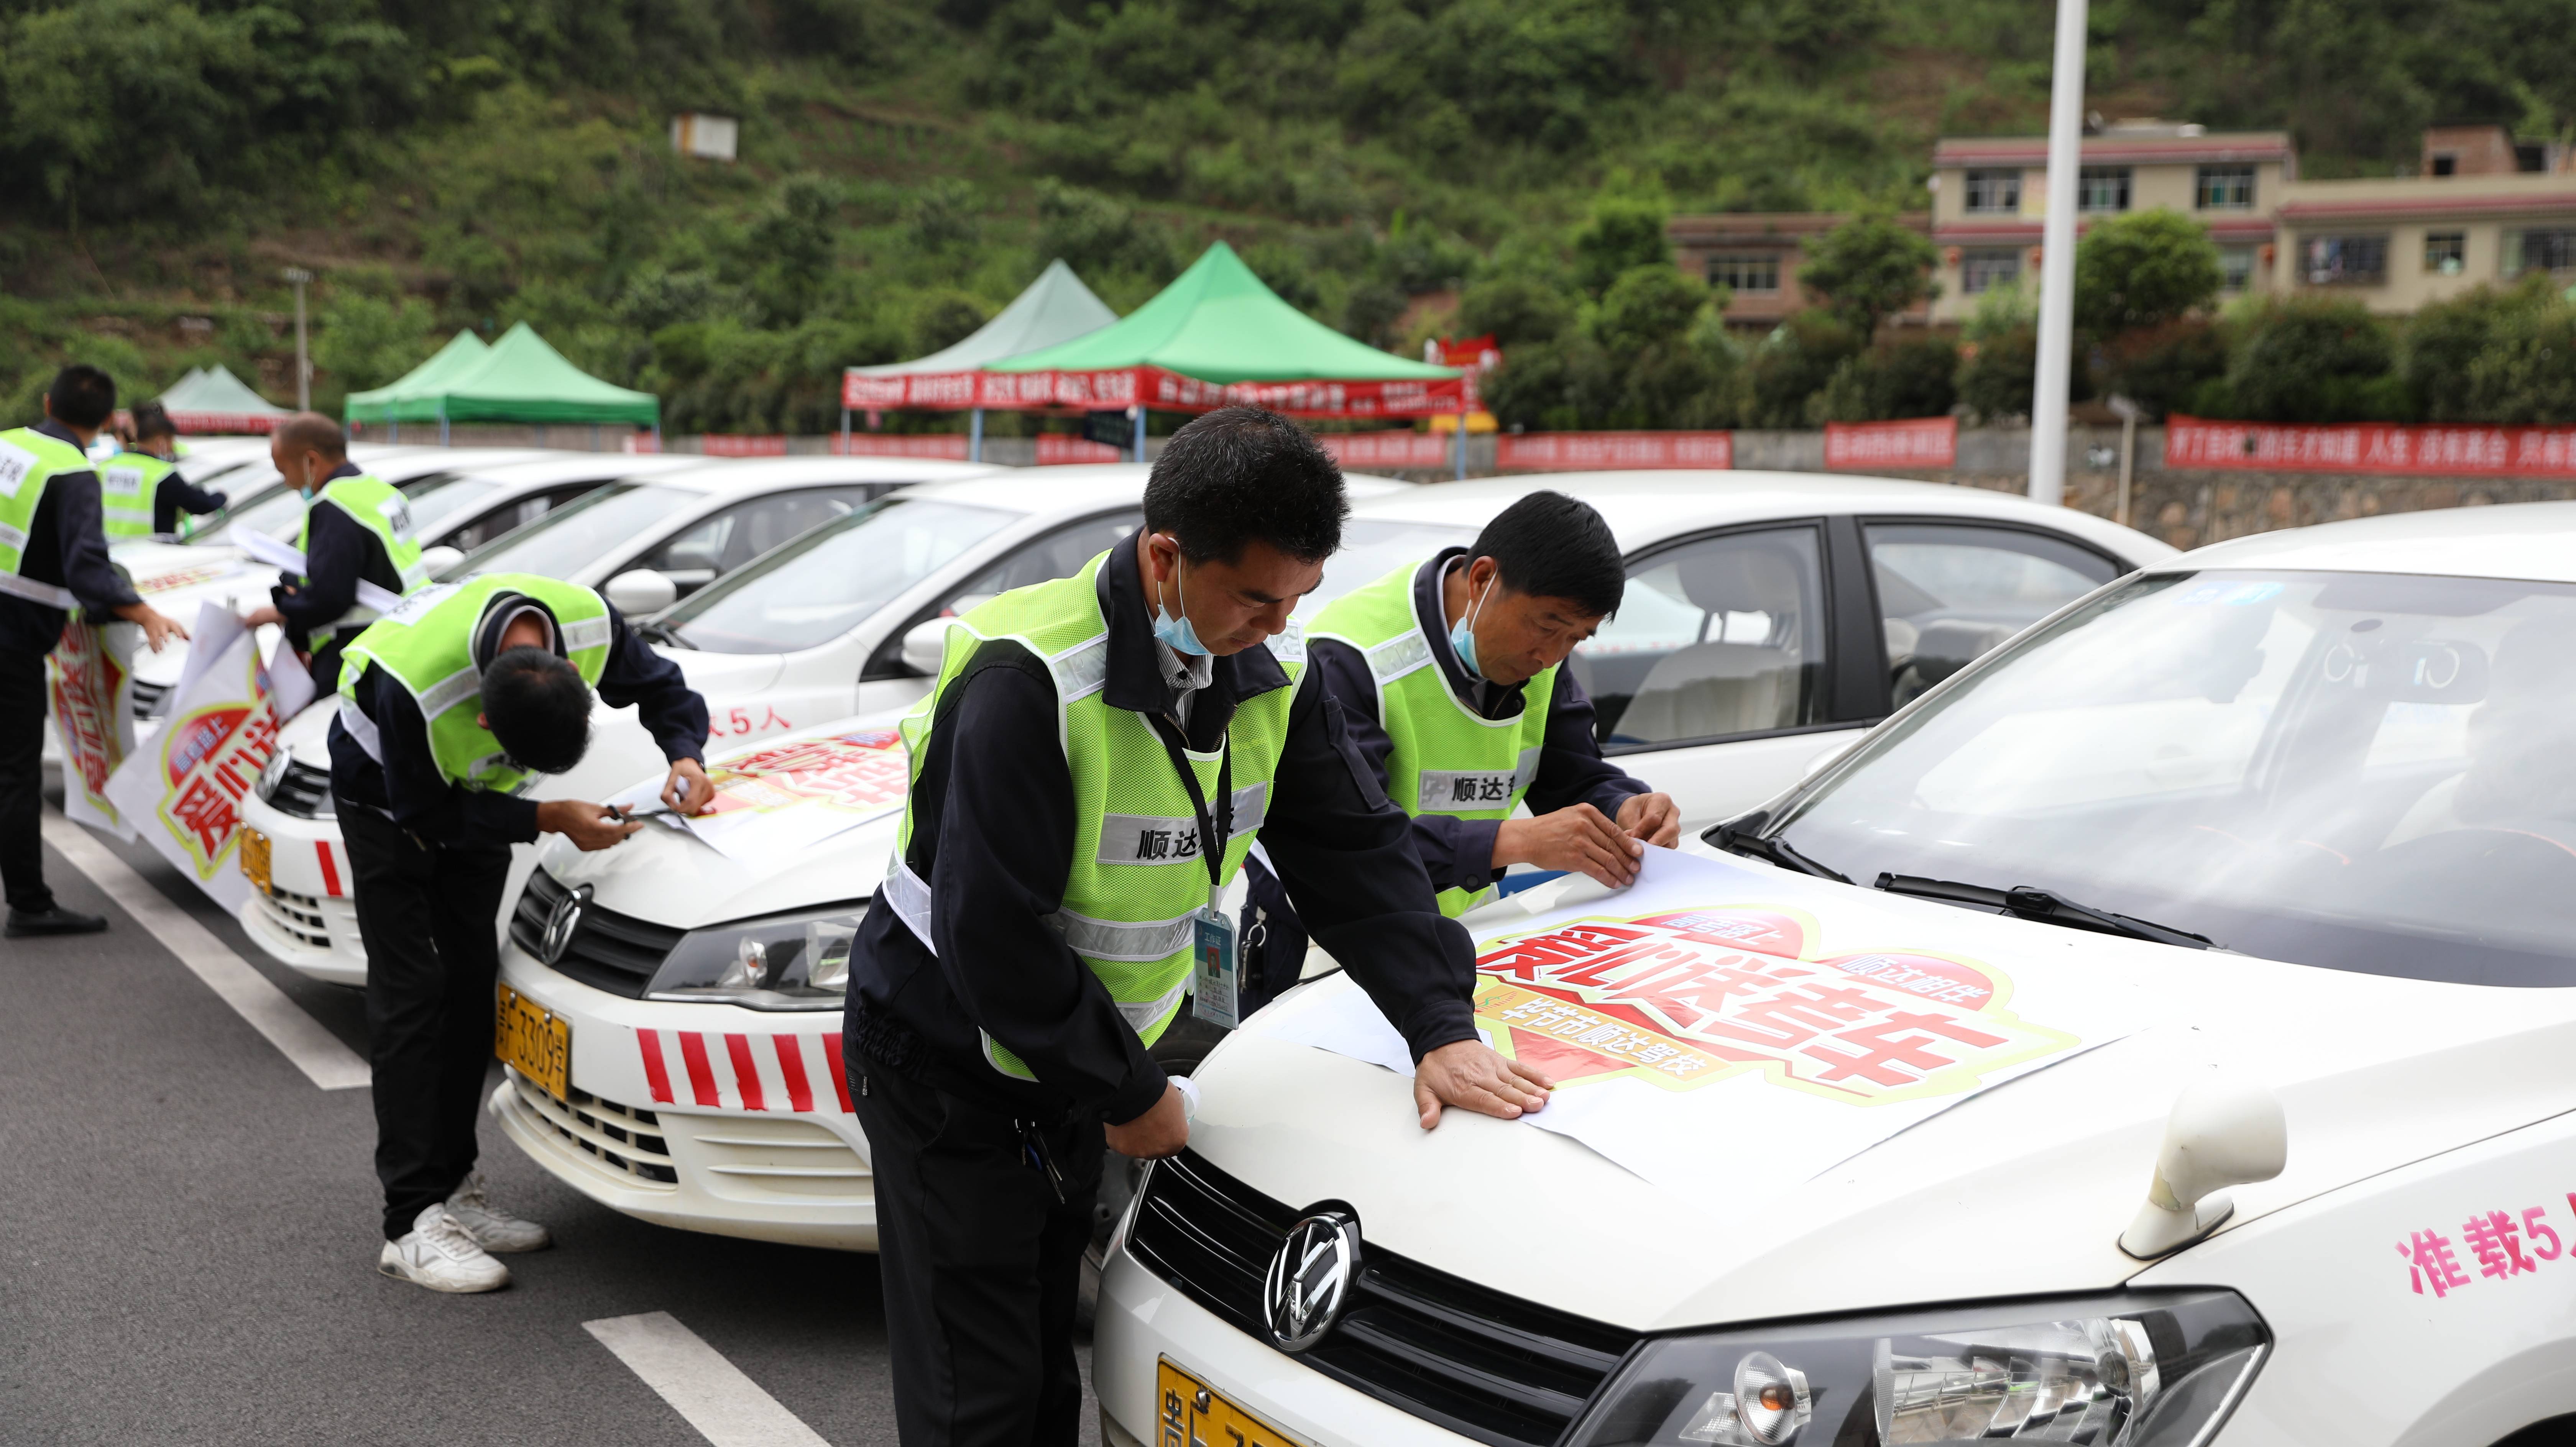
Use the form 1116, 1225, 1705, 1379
1095, 499, 2576, 1447
470, 471, 2167, 1255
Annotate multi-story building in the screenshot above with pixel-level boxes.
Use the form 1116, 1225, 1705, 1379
1669, 121, 2576, 329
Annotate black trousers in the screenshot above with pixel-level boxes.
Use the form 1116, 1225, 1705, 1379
341, 802, 511, 1240
0, 648, 55, 914
306, 636, 348, 703
851, 1059, 1104, 1447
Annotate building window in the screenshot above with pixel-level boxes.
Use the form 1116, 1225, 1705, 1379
1708, 254, 1782, 294
2303, 234, 2389, 285
2424, 232, 2467, 275
2509, 229, 2576, 275
1961, 248, 2023, 294
2196, 165, 2256, 209
1964, 169, 2022, 214
2516, 143, 2549, 174
2430, 153, 2458, 177
2218, 244, 2257, 290
2078, 167, 2132, 212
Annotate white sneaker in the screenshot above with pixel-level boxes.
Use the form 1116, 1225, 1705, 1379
445, 1172, 552, 1254
378, 1204, 511, 1293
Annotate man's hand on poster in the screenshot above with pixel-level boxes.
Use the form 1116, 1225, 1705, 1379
113, 601, 188, 653
1616, 791, 1682, 849
238, 604, 284, 630
661, 757, 715, 817
1414, 1039, 1552, 1129
536, 799, 644, 851
1497, 802, 1645, 888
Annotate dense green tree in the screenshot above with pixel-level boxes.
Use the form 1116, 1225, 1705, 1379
1745, 313, 1863, 428
2221, 298, 2407, 422
2074, 210, 2224, 337
314, 290, 437, 394
1572, 187, 1672, 297
1797, 216, 1939, 340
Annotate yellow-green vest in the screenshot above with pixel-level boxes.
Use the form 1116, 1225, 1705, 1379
298, 474, 429, 649
337, 573, 612, 794
99, 451, 181, 539
0, 427, 92, 609
1309, 557, 1555, 917
884, 549, 1307, 1076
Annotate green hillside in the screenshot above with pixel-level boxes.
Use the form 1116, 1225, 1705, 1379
2, 0, 2569, 432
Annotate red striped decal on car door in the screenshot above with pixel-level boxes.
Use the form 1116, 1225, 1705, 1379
772, 1035, 815, 1112
637, 1029, 675, 1104
723, 1034, 766, 1112
316, 841, 342, 897
677, 1031, 721, 1107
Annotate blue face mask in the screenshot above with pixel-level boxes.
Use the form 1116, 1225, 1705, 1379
1152, 551, 1211, 657
1449, 573, 1495, 681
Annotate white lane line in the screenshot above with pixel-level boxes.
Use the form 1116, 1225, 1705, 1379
585, 1312, 832, 1447
40, 809, 371, 1091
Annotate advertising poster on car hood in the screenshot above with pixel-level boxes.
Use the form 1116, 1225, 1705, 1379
612, 727, 912, 864
103, 605, 281, 911
49, 619, 136, 840
1253, 848, 2157, 1204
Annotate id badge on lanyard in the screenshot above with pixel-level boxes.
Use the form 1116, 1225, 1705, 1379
1191, 900, 1240, 1029
1149, 712, 1243, 1029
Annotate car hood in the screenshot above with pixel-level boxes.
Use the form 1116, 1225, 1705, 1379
118, 545, 274, 686
665, 646, 783, 698
1191, 847, 2576, 1333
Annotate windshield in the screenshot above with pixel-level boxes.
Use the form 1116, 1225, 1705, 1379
396, 473, 501, 540
449, 484, 694, 580
1296, 518, 1479, 618
1765, 569, 2576, 984
660, 497, 1022, 654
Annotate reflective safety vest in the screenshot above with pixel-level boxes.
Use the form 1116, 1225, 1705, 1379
336, 573, 613, 795
0, 426, 94, 610
883, 549, 1306, 1076
1309, 557, 1555, 917
99, 451, 179, 538
298, 474, 429, 649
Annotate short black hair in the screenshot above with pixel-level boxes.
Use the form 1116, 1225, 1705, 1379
1472, 491, 1626, 618
481, 646, 593, 774
1143, 407, 1347, 565
129, 401, 175, 440
48, 366, 115, 429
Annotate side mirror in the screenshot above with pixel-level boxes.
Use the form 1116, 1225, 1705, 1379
417, 545, 464, 578
605, 568, 680, 618
902, 615, 961, 676
2119, 1075, 2288, 1259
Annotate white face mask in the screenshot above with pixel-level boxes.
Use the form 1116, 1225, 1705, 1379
1449, 569, 1497, 681
1150, 539, 1211, 657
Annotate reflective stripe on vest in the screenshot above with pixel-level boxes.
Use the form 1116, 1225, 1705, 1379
99, 453, 176, 538
297, 475, 429, 649
0, 427, 87, 588
889, 549, 1304, 1073
1309, 556, 1556, 917
335, 573, 612, 794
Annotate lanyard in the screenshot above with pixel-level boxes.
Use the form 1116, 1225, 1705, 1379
1145, 711, 1231, 911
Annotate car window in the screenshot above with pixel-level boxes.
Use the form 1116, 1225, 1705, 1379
660, 496, 1024, 655
397, 474, 501, 540
1298, 518, 1479, 618
629, 486, 881, 595
451, 484, 697, 581
959, 509, 1143, 596
186, 482, 307, 546
1577, 525, 1828, 751
1868, 522, 2121, 706
434, 481, 609, 552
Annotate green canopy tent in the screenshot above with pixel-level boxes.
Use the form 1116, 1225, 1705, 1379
339, 323, 658, 445
159, 364, 291, 433
843, 259, 1119, 461
343, 330, 489, 441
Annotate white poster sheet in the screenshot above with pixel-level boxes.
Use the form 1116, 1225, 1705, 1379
607, 726, 911, 864
49, 619, 136, 840
102, 604, 281, 911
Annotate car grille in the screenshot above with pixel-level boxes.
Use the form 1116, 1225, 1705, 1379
256, 757, 334, 819
504, 1067, 678, 1186
511, 868, 684, 998
668, 1114, 872, 1203
1127, 1151, 1638, 1447
131, 679, 171, 720
255, 886, 333, 950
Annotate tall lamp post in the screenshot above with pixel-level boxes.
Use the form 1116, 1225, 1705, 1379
2027, 0, 2088, 507
283, 267, 314, 412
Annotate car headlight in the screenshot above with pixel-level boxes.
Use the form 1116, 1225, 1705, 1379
1565, 1290, 2266, 1447
643, 901, 866, 1012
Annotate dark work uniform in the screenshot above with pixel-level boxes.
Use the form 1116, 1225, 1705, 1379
1242, 546, 1646, 1010
844, 537, 1480, 1447
328, 596, 708, 1240
147, 454, 228, 535
273, 460, 409, 697
0, 420, 141, 914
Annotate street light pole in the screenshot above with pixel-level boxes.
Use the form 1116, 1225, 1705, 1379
283, 267, 314, 412
2027, 0, 2088, 507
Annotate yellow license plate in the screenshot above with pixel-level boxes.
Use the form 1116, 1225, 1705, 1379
495, 982, 571, 1102
1158, 1360, 1303, 1447
239, 827, 272, 895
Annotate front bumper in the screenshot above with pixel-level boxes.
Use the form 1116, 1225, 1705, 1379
1095, 1242, 1479, 1447
235, 793, 368, 985
492, 947, 877, 1251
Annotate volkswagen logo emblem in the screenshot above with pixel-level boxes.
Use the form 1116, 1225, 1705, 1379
540, 884, 591, 965
1263, 1210, 1360, 1352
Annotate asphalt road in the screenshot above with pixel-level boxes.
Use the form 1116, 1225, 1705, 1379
0, 792, 1104, 1447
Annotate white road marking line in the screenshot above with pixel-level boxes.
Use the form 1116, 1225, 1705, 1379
40, 810, 370, 1091
585, 1312, 832, 1447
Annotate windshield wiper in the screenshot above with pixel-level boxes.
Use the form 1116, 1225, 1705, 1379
633, 618, 695, 649
1873, 873, 2218, 950
1707, 817, 1852, 884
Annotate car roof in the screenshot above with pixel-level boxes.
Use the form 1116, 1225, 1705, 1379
642, 456, 1006, 494
2153, 499, 2576, 585
1351, 471, 2177, 565
441, 453, 705, 487
889, 463, 1408, 521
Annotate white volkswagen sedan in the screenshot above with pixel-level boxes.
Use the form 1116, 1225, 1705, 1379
1094, 500, 2576, 1447
467, 472, 2167, 1257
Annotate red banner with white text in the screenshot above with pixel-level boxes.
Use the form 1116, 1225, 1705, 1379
1317, 432, 1454, 469
698, 434, 789, 457
1036, 435, 1123, 465
843, 365, 1473, 419
1496, 431, 1733, 471
832, 433, 973, 459
1825, 417, 1957, 470
2166, 415, 2576, 476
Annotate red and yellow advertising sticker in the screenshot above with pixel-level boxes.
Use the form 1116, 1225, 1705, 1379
1472, 905, 2077, 1107
700, 728, 910, 818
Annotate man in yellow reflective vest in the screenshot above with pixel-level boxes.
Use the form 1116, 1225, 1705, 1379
1242, 489, 1680, 1009
844, 407, 1548, 1446
0, 366, 189, 937
100, 402, 230, 539
241, 413, 428, 696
